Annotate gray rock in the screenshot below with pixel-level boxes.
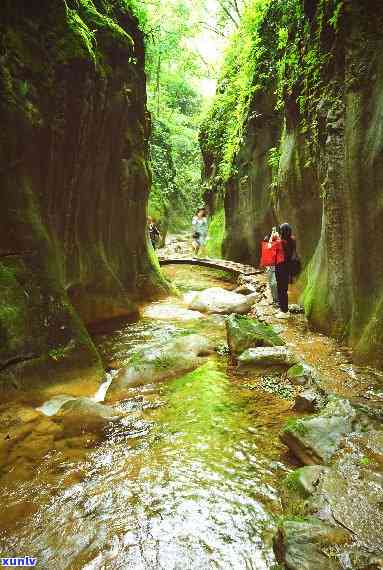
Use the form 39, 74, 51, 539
281, 398, 357, 465
287, 362, 323, 388
55, 398, 120, 433
273, 517, 350, 570
187, 287, 258, 314
348, 397, 383, 421
284, 465, 329, 498
226, 314, 285, 356
310, 433, 383, 557
238, 346, 298, 367
293, 389, 325, 413
106, 334, 213, 400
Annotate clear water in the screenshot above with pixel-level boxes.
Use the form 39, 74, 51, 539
0, 266, 298, 569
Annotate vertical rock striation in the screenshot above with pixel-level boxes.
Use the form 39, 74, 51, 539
200, 0, 383, 367
0, 0, 168, 389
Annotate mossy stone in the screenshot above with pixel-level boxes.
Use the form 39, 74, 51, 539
226, 314, 285, 356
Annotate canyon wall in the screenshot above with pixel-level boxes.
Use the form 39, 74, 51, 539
200, 0, 383, 366
0, 0, 168, 390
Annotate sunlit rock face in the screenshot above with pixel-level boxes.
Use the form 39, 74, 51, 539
0, 1, 168, 388
200, 0, 383, 366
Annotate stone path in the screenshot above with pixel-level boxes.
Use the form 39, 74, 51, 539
158, 255, 262, 276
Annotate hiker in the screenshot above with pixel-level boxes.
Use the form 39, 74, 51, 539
192, 207, 208, 257
264, 227, 279, 306
274, 222, 297, 319
148, 217, 161, 249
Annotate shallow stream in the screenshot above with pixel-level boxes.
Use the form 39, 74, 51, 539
0, 266, 302, 569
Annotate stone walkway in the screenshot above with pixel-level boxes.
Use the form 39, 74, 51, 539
158, 255, 262, 276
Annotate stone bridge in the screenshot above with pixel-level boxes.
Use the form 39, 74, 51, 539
158, 256, 261, 276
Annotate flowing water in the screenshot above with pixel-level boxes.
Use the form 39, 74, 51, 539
0, 266, 301, 569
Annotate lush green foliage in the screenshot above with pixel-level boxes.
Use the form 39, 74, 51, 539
206, 208, 226, 257
200, 0, 273, 187
200, 0, 345, 189
143, 0, 217, 231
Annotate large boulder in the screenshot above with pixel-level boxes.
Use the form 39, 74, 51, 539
310, 432, 383, 559
279, 434, 383, 567
187, 288, 257, 314
226, 314, 285, 356
106, 334, 213, 401
238, 346, 298, 367
273, 517, 351, 570
281, 398, 357, 465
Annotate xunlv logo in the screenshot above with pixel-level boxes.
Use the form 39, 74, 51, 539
1, 559, 37, 567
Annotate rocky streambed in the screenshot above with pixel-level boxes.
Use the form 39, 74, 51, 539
0, 265, 382, 569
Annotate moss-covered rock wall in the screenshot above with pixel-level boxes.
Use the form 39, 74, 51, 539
200, 0, 383, 367
0, 0, 168, 389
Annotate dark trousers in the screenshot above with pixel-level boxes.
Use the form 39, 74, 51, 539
275, 263, 290, 312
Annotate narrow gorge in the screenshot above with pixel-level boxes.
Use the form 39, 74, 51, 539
0, 1, 383, 569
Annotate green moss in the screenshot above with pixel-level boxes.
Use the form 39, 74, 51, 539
284, 418, 309, 436
153, 352, 178, 371
287, 363, 305, 379
55, 0, 134, 68
283, 468, 313, 505
207, 208, 226, 258
128, 351, 143, 371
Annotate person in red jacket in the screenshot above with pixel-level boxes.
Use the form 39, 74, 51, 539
263, 227, 279, 305
275, 223, 297, 319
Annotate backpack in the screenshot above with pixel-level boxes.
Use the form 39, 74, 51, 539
260, 240, 285, 267
290, 249, 302, 277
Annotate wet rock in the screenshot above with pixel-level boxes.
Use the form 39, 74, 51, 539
287, 362, 323, 388
37, 395, 77, 416
238, 346, 298, 367
9, 433, 56, 462
273, 517, 351, 570
293, 389, 326, 413
226, 314, 285, 356
348, 397, 383, 421
187, 287, 258, 314
352, 430, 383, 466
284, 465, 329, 498
307, 433, 383, 559
0, 405, 41, 428
55, 398, 119, 432
281, 398, 357, 465
106, 334, 213, 400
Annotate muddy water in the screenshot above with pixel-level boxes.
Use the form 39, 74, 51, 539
0, 266, 299, 569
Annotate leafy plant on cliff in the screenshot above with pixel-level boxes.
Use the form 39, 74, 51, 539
200, 0, 346, 192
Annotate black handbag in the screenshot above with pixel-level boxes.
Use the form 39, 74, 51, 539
192, 231, 200, 239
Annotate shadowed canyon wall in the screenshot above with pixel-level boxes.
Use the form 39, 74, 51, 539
200, 0, 383, 366
0, 0, 168, 389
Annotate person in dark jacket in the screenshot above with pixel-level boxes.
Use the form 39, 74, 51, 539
275, 223, 296, 319
148, 217, 161, 249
